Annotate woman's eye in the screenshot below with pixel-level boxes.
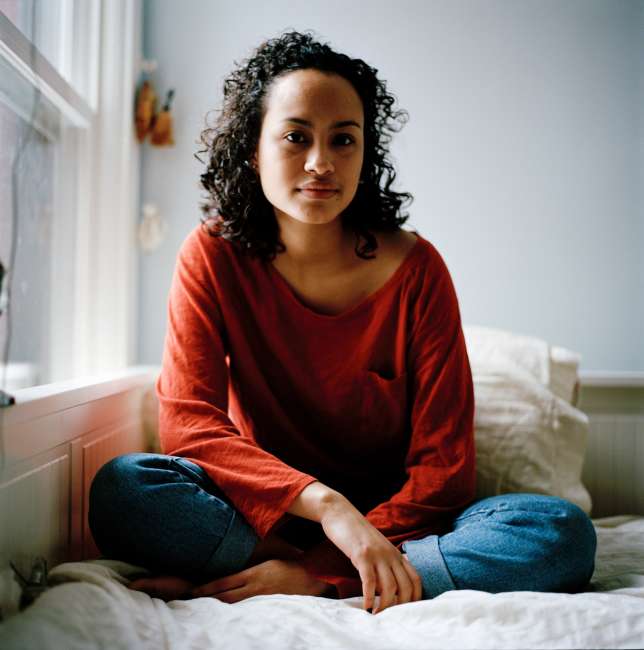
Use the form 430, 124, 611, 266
285, 132, 306, 144
334, 134, 355, 146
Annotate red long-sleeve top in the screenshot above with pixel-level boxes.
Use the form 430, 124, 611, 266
157, 223, 476, 599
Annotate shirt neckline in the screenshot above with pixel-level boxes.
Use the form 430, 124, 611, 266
265, 231, 424, 320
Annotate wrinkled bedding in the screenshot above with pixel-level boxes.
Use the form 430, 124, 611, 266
1, 516, 644, 650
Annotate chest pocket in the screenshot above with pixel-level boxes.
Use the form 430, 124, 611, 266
358, 370, 409, 440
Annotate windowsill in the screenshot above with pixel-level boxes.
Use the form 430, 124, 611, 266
1, 365, 161, 425
578, 371, 644, 388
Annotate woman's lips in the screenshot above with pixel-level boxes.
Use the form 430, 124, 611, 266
298, 188, 339, 199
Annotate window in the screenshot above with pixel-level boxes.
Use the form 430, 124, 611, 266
0, 100, 57, 389
0, 0, 141, 394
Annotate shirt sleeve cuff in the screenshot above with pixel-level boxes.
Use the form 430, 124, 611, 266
255, 475, 320, 539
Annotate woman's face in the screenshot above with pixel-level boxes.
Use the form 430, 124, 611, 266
254, 68, 365, 227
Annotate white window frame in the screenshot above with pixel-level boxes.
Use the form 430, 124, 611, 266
0, 0, 141, 388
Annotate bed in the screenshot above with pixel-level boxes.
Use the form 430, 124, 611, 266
1, 326, 643, 649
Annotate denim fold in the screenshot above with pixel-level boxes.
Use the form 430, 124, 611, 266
403, 535, 456, 598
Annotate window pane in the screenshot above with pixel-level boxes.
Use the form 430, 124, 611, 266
0, 0, 31, 36
0, 0, 63, 74
0, 100, 68, 391
0, 0, 97, 107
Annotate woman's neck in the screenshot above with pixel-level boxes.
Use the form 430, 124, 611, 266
273, 213, 359, 277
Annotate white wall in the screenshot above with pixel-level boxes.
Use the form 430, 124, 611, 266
138, 0, 644, 372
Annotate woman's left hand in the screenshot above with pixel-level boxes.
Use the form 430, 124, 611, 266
189, 559, 329, 602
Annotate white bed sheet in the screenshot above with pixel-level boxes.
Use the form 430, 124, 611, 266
1, 516, 644, 650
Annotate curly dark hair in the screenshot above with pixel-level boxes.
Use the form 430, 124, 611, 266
196, 30, 413, 261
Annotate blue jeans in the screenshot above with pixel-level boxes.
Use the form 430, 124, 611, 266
88, 453, 597, 598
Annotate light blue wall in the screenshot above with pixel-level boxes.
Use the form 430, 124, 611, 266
640, 1, 644, 371
138, 0, 644, 372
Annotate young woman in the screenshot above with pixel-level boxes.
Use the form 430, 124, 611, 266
89, 31, 596, 615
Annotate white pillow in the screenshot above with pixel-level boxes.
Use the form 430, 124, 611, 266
463, 325, 581, 405
463, 325, 592, 514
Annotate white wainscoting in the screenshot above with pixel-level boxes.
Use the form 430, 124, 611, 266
583, 414, 644, 517
578, 379, 644, 518
0, 366, 158, 617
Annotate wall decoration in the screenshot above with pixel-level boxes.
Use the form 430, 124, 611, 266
134, 60, 175, 147
149, 90, 175, 146
135, 80, 157, 143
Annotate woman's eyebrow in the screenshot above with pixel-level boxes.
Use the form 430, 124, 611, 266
282, 117, 362, 129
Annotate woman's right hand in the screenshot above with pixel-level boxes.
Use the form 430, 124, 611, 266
319, 494, 422, 613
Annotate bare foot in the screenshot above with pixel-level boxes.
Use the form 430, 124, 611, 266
128, 532, 303, 601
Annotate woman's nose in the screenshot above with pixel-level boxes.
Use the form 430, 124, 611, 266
304, 145, 334, 176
